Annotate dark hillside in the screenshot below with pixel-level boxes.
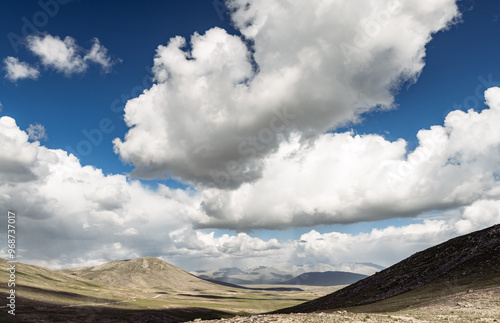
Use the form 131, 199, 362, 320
276, 224, 500, 313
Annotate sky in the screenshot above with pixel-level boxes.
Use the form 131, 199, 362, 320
1, 0, 500, 271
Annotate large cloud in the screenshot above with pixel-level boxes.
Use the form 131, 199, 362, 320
289, 200, 500, 267
0, 116, 203, 268
195, 87, 500, 230
114, 0, 459, 188
164, 199, 500, 270
1, 113, 499, 270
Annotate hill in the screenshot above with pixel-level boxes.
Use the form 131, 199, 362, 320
278, 271, 367, 286
0, 257, 339, 322
0, 257, 234, 322
276, 224, 500, 313
60, 257, 232, 292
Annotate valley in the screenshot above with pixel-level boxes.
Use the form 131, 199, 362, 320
0, 257, 343, 322
1, 224, 499, 322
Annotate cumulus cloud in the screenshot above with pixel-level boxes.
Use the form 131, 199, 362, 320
167, 229, 284, 269
114, 0, 459, 188
27, 34, 117, 76
164, 199, 500, 270
289, 202, 500, 267
0, 117, 39, 183
4, 0, 499, 273
196, 87, 500, 230
3, 56, 40, 82
0, 116, 203, 268
0, 113, 498, 270
26, 123, 48, 141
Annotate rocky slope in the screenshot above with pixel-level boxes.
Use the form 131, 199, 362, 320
276, 224, 500, 313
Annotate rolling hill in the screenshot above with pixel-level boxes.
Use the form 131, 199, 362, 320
1, 257, 339, 322
278, 271, 368, 286
275, 224, 500, 314
0, 257, 235, 322
60, 257, 233, 292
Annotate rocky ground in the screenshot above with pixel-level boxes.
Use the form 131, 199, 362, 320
192, 312, 414, 322
193, 286, 500, 323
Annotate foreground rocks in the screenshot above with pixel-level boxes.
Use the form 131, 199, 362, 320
192, 286, 500, 322
191, 312, 420, 322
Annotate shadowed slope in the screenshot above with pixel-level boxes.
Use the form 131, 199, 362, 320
276, 224, 500, 313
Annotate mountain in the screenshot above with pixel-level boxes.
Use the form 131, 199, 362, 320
276, 224, 500, 314
195, 266, 294, 285
0, 257, 320, 322
0, 257, 234, 322
193, 262, 382, 285
278, 271, 368, 286
60, 257, 237, 292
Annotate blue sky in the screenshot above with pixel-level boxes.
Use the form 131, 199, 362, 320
1, 0, 234, 176
1, 0, 500, 270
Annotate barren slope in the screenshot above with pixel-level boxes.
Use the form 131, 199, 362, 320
276, 224, 500, 313
60, 257, 234, 293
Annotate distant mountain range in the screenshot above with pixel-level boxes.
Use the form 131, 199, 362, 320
276, 224, 500, 314
192, 262, 383, 285
278, 271, 368, 286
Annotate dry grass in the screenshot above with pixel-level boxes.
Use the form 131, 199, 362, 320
195, 286, 500, 322
0, 258, 344, 321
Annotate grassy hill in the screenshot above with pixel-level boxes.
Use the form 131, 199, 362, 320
0, 257, 233, 322
0, 257, 340, 322
275, 224, 500, 314
60, 257, 235, 293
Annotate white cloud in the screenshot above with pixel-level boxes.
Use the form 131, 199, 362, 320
289, 203, 500, 267
164, 199, 500, 270
196, 87, 500, 230
3, 56, 40, 82
4, 0, 499, 272
26, 123, 48, 141
0, 116, 203, 268
166, 227, 285, 269
0, 116, 39, 183
0, 113, 499, 270
455, 199, 500, 235
83, 38, 118, 73
26, 34, 117, 76
27, 34, 86, 75
85, 184, 131, 211
114, 0, 459, 188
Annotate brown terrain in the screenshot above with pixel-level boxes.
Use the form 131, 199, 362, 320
0, 224, 499, 322
276, 224, 500, 314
